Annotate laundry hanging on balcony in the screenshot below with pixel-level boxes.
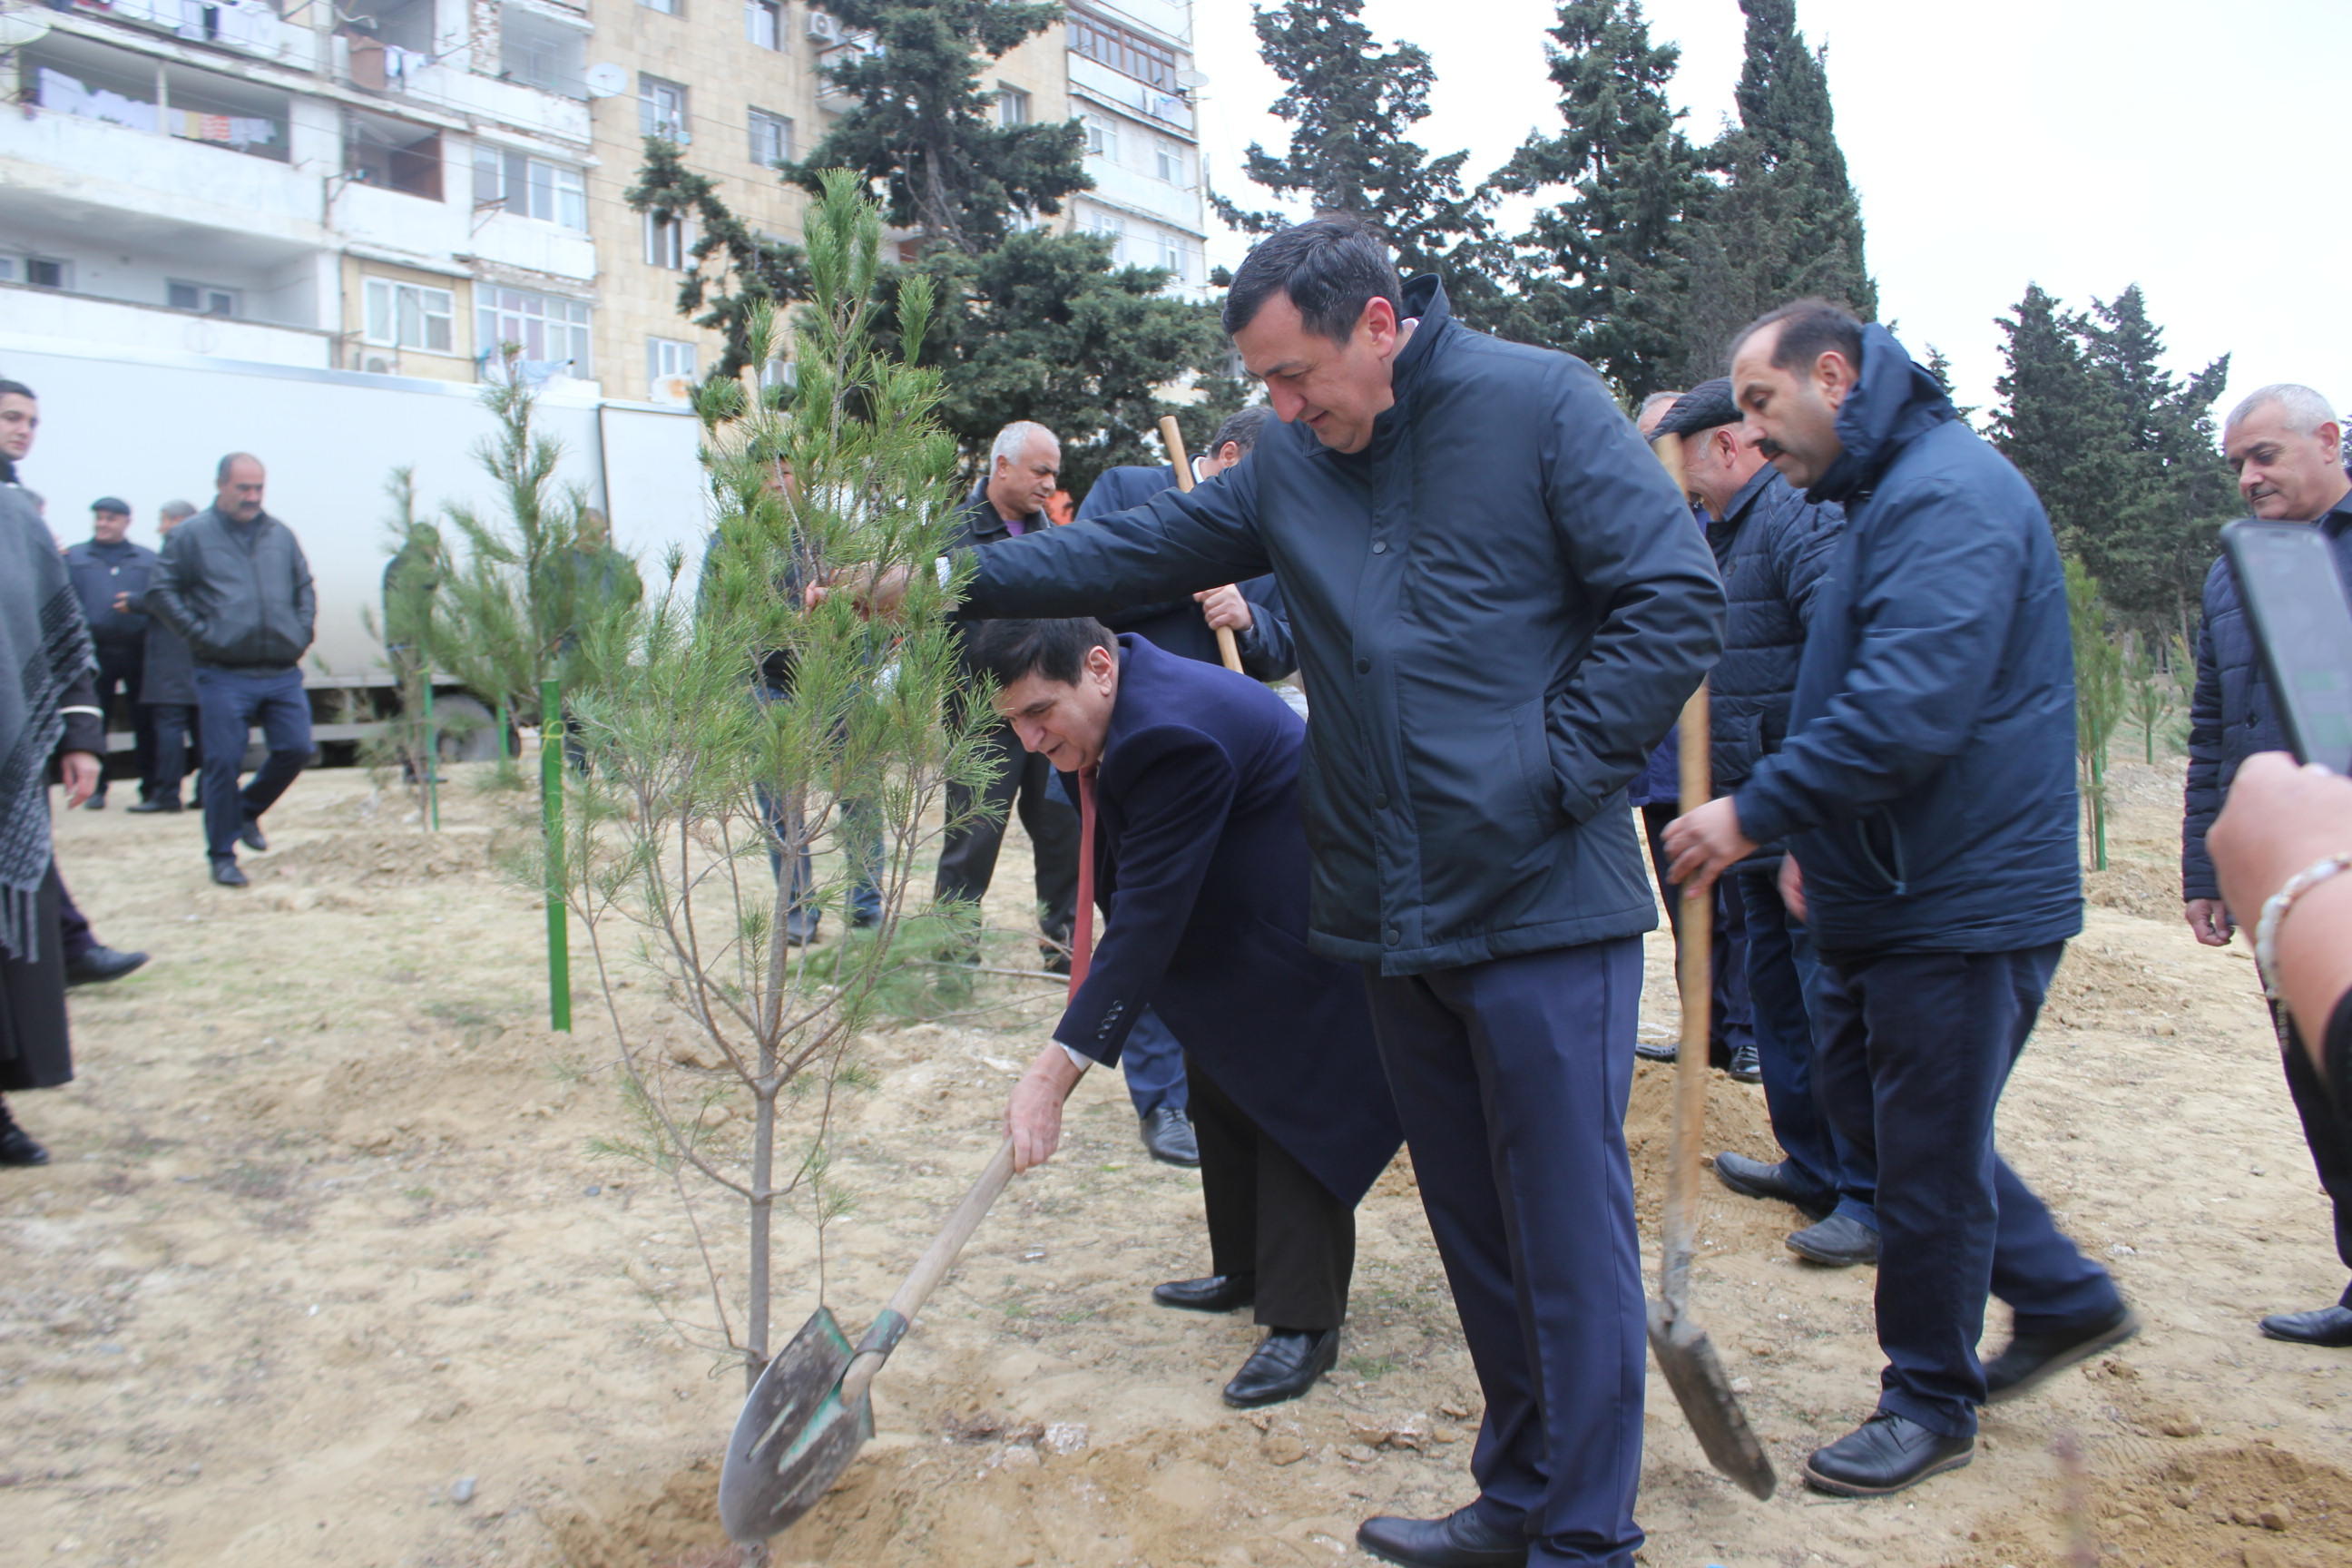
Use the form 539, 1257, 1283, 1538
34, 66, 159, 133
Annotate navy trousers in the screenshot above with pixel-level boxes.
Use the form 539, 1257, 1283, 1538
147, 703, 199, 803
1365, 939, 1645, 1568
192, 666, 311, 862
1120, 1005, 1189, 1116
93, 642, 154, 802
1812, 944, 2121, 1437
1735, 866, 1877, 1228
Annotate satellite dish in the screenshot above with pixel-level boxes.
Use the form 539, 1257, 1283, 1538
1174, 69, 1209, 90
584, 62, 629, 98
0, 0, 56, 49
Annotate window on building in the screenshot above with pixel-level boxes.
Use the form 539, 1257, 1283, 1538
640, 74, 690, 142
648, 337, 699, 393
641, 0, 681, 15
745, 0, 781, 48
24, 258, 70, 290
363, 278, 456, 353
346, 113, 444, 200
1155, 138, 1184, 184
168, 281, 241, 317
1082, 209, 1126, 265
338, 0, 433, 55
748, 108, 792, 168
1081, 113, 1116, 162
1157, 234, 1191, 281
499, 5, 588, 98
995, 84, 1030, 126
473, 146, 587, 230
477, 286, 593, 374
1067, 9, 1177, 93
645, 211, 688, 269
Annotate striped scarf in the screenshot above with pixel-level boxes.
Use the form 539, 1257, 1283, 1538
0, 479, 95, 961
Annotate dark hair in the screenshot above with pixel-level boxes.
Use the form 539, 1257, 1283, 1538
1730, 299, 1865, 376
216, 450, 261, 484
1210, 404, 1272, 457
0, 379, 34, 401
1221, 214, 1402, 343
965, 618, 1115, 690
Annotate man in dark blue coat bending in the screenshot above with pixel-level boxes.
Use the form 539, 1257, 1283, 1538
981, 618, 1401, 1409
850, 217, 1723, 1568
1669, 300, 2132, 1498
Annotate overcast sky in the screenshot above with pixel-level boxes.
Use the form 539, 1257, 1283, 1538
1189, 0, 2351, 422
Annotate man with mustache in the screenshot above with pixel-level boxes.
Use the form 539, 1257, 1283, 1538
2180, 383, 2352, 1348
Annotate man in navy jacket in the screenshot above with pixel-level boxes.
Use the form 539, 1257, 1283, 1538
984, 620, 1403, 1410
1669, 301, 2130, 1497
62, 498, 158, 808
2181, 383, 2352, 1347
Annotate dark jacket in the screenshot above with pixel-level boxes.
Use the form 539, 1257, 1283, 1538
134, 604, 196, 707
62, 538, 157, 651
1704, 467, 1845, 791
1734, 325, 2082, 956
946, 484, 1052, 683
1077, 465, 1296, 681
147, 507, 316, 671
2181, 495, 2352, 902
1061, 637, 1402, 1203
960, 276, 1726, 975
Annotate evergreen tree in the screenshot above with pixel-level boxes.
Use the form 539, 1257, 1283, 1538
1210, 0, 1494, 314
787, 0, 1090, 255
1488, 0, 1710, 394
626, 139, 811, 382
1990, 283, 2131, 558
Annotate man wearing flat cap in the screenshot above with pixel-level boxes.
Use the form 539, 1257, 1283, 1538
62, 497, 159, 809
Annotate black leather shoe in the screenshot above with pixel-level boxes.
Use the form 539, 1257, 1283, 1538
238, 818, 268, 853
1041, 945, 1072, 977
1802, 1412, 1974, 1496
1634, 1039, 1677, 1063
65, 946, 149, 987
1140, 1105, 1200, 1167
1712, 1152, 1834, 1218
1727, 1043, 1762, 1083
1221, 1327, 1338, 1408
1985, 1303, 2140, 1399
2259, 1304, 2352, 1348
0, 1113, 51, 1168
1357, 1504, 1528, 1568
211, 858, 248, 888
1788, 1211, 1878, 1267
1152, 1273, 1256, 1313
124, 798, 180, 814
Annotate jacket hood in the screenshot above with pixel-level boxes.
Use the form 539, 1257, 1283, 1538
1807, 324, 1957, 505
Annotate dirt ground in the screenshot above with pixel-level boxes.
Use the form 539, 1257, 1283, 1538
6, 748, 2352, 1568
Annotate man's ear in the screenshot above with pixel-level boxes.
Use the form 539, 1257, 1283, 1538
1358, 294, 1400, 354
1816, 350, 1859, 407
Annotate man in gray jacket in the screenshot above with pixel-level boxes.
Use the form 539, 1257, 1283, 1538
146, 454, 315, 887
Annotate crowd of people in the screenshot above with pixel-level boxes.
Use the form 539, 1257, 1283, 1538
5, 208, 2352, 1567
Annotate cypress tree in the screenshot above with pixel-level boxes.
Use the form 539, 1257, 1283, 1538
1990, 283, 2130, 560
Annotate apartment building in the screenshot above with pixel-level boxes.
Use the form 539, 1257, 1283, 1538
0, 0, 1209, 402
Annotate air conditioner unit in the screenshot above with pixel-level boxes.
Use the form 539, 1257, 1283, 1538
805, 10, 841, 43
364, 356, 394, 375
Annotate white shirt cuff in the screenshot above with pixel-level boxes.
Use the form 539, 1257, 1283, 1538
935, 555, 953, 590
1057, 1042, 1093, 1072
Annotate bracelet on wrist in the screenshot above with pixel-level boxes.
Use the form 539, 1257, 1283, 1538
2255, 852, 2352, 1002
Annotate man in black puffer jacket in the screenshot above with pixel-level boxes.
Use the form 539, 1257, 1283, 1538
146, 453, 315, 888
1650, 379, 1877, 1268
2181, 381, 2352, 1348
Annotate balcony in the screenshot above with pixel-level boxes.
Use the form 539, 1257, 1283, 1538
1068, 54, 1193, 133
468, 211, 598, 284
0, 285, 334, 369
330, 37, 593, 146
0, 105, 325, 246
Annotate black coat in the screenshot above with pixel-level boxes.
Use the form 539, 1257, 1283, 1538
1061, 637, 1402, 1204
147, 507, 316, 671
1703, 468, 1843, 793
62, 538, 157, 652
1734, 326, 2082, 956
2181, 495, 2352, 902
960, 277, 1726, 975
1077, 466, 1295, 681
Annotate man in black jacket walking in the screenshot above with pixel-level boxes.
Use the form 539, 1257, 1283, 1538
63, 498, 158, 809
146, 454, 316, 887
134, 500, 201, 810
2181, 382, 2352, 1347
855, 219, 1723, 1568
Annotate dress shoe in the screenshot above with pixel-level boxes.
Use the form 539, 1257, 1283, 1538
1041, 945, 1072, 977
1633, 1039, 1677, 1063
124, 798, 180, 815
211, 858, 249, 888
1712, 1151, 1834, 1219
1140, 1105, 1200, 1167
65, 946, 149, 987
2259, 1304, 2352, 1348
238, 818, 268, 853
1727, 1042, 1762, 1083
85, 793, 106, 809
1985, 1303, 2140, 1399
1787, 1211, 1878, 1267
0, 1102, 50, 1168
1802, 1412, 1973, 1496
1152, 1273, 1255, 1312
1357, 1504, 1529, 1568
784, 913, 821, 947
1221, 1327, 1338, 1408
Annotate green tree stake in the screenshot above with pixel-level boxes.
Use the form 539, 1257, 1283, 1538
421, 681, 439, 831
542, 678, 570, 1032
496, 698, 510, 760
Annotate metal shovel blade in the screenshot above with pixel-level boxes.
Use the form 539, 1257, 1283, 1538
717, 1307, 875, 1543
1646, 1298, 1777, 1499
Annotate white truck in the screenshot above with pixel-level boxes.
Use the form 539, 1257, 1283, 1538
2, 329, 710, 762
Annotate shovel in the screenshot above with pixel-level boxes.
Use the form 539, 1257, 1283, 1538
718, 1136, 1022, 1541
1158, 414, 1244, 673
1641, 428, 1776, 1500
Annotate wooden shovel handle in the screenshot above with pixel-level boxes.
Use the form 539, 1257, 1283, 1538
1159, 414, 1244, 674
839, 1136, 1019, 1406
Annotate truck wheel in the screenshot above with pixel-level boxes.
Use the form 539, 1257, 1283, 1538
431, 694, 502, 763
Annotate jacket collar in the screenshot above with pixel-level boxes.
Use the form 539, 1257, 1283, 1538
1354, 274, 1452, 458
1806, 323, 1958, 506
1719, 464, 1780, 528
2318, 489, 2352, 538
962, 482, 1042, 541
